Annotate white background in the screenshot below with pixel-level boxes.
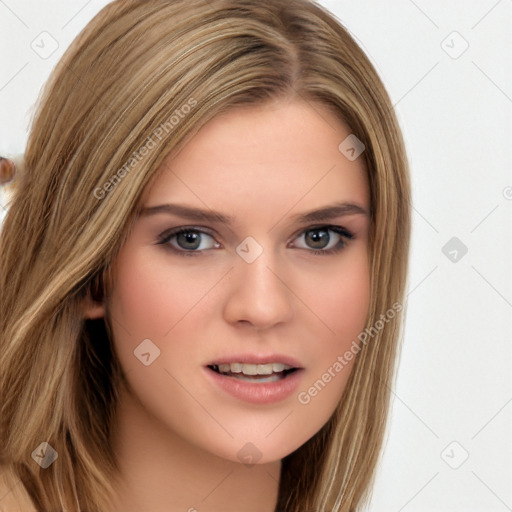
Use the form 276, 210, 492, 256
1, 1, 511, 511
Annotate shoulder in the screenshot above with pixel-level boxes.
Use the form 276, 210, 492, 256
0, 466, 37, 512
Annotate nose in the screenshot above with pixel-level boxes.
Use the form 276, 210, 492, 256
222, 245, 294, 330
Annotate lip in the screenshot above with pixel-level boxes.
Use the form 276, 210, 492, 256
204, 365, 305, 405
205, 353, 303, 368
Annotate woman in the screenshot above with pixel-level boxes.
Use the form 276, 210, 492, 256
0, 0, 411, 510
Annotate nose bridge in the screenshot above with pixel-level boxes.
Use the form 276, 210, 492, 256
238, 246, 279, 293
223, 236, 293, 327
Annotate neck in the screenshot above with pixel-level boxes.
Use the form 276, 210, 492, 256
109, 385, 281, 512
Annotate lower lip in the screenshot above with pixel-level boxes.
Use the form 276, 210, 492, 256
204, 366, 304, 405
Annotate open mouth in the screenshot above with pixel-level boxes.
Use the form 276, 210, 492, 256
207, 362, 299, 383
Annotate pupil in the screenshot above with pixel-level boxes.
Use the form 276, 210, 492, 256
306, 229, 329, 249
177, 231, 200, 250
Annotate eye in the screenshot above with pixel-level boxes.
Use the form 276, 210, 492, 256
157, 227, 220, 256
291, 225, 354, 255
156, 225, 354, 257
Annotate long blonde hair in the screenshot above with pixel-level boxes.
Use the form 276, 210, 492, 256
0, 0, 411, 510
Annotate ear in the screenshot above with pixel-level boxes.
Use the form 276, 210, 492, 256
82, 272, 107, 319
82, 292, 105, 319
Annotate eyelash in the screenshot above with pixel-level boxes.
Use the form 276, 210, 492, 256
156, 225, 354, 258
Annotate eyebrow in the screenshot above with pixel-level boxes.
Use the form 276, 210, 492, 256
139, 201, 369, 225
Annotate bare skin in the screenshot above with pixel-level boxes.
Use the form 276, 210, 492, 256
83, 97, 371, 512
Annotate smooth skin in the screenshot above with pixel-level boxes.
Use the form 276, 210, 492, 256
84, 98, 371, 512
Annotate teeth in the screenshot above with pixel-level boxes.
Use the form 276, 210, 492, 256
215, 362, 293, 375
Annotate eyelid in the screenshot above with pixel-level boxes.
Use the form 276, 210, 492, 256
288, 225, 353, 252
156, 224, 354, 254
288, 223, 353, 240
156, 225, 219, 248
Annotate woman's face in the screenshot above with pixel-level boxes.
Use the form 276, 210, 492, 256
96, 98, 370, 464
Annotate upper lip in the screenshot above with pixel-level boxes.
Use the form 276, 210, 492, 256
206, 353, 303, 369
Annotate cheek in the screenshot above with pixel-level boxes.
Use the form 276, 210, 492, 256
104, 240, 372, 464
291, 251, 370, 440
319, 251, 371, 343
106, 248, 221, 389
108, 249, 204, 341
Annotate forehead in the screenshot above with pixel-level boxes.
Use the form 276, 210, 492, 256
144, 99, 369, 217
